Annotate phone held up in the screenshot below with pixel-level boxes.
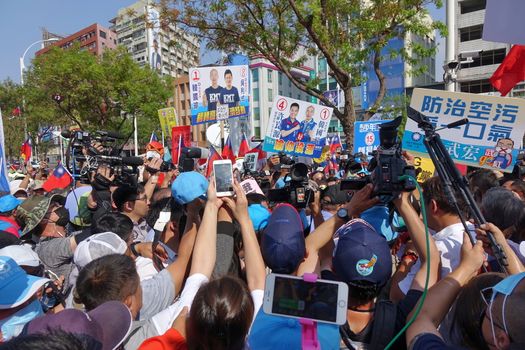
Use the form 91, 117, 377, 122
213, 159, 234, 197
263, 273, 348, 325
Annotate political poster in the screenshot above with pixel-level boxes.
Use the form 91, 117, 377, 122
244, 152, 258, 172
263, 96, 332, 158
147, 5, 162, 72
189, 65, 250, 125
354, 120, 387, 159
403, 88, 525, 173
158, 108, 178, 137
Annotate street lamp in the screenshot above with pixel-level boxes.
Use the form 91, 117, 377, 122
19, 38, 60, 85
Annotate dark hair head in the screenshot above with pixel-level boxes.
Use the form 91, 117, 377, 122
246, 193, 267, 206
2, 329, 100, 350
510, 179, 525, 199
91, 212, 133, 242
481, 187, 525, 239
75, 254, 139, 311
451, 272, 505, 350
422, 176, 467, 217
224, 69, 232, 77
290, 103, 299, 110
187, 276, 254, 350
146, 197, 184, 229
467, 169, 500, 203
112, 184, 145, 212
347, 280, 382, 305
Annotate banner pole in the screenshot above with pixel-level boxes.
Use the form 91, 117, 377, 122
220, 120, 225, 151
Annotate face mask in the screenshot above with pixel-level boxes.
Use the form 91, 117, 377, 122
53, 207, 70, 227
0, 299, 43, 341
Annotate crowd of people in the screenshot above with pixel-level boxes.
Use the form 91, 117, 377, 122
0, 144, 524, 350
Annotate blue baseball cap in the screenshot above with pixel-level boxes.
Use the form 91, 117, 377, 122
0, 256, 50, 309
248, 309, 340, 350
171, 171, 208, 204
333, 219, 392, 286
0, 194, 22, 213
248, 204, 271, 233
360, 205, 398, 242
261, 204, 305, 274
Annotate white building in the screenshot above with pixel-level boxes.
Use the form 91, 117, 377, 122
110, 0, 200, 78
454, 0, 517, 95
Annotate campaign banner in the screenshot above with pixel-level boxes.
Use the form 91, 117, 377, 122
263, 96, 332, 158
189, 65, 250, 125
243, 152, 258, 172
158, 108, 178, 137
403, 88, 525, 172
413, 156, 435, 183
171, 126, 191, 164
354, 120, 387, 159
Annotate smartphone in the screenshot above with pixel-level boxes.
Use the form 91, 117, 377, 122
213, 160, 234, 197
263, 273, 348, 325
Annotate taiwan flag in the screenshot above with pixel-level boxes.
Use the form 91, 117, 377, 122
237, 133, 251, 158
43, 164, 73, 192
221, 136, 236, 163
205, 146, 222, 178
329, 134, 343, 153
20, 138, 32, 164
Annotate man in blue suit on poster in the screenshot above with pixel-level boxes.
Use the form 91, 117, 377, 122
280, 103, 301, 142
298, 105, 317, 143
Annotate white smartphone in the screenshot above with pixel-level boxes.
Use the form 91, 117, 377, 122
213, 159, 234, 197
263, 273, 348, 325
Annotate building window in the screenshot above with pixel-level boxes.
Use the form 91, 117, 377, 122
99, 30, 107, 39
254, 127, 261, 137
278, 72, 283, 85
460, 79, 495, 94
252, 69, 259, 82
460, 0, 486, 14
267, 70, 273, 83
268, 89, 273, 102
253, 88, 259, 102
254, 107, 260, 121
460, 25, 483, 42
462, 49, 506, 69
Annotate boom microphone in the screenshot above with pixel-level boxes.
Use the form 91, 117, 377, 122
181, 147, 209, 159
97, 130, 124, 139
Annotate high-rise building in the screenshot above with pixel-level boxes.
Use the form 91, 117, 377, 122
454, 0, 516, 95
110, 0, 200, 78
35, 23, 117, 57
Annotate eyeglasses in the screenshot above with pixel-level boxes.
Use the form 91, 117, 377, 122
135, 196, 148, 202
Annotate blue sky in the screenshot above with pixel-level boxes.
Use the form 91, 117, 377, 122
0, 1, 445, 83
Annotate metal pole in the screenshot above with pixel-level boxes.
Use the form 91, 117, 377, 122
133, 114, 139, 156
446, 0, 456, 92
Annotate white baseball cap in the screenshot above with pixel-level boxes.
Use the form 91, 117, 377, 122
74, 232, 128, 269
0, 244, 41, 267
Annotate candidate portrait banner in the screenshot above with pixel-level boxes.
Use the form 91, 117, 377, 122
189, 65, 250, 125
403, 88, 525, 172
354, 120, 387, 159
171, 126, 192, 165
158, 107, 178, 137
263, 96, 332, 158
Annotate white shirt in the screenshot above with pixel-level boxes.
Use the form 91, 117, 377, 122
136, 256, 158, 281
398, 222, 472, 294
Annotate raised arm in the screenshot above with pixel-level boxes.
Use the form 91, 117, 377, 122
406, 233, 485, 345
223, 182, 266, 291
189, 180, 222, 278
394, 192, 440, 292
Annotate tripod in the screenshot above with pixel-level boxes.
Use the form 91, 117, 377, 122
407, 107, 508, 274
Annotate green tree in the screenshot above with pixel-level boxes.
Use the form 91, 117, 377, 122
0, 79, 25, 159
161, 0, 445, 149
23, 45, 173, 144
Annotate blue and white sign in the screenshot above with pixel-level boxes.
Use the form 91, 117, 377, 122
0, 109, 11, 192
403, 88, 525, 172
354, 120, 387, 158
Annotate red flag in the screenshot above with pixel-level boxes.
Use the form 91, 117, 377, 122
20, 138, 32, 164
221, 136, 236, 163
237, 133, 250, 158
42, 164, 72, 192
171, 126, 191, 165
11, 107, 21, 117
329, 134, 342, 154
205, 146, 222, 178
490, 45, 525, 96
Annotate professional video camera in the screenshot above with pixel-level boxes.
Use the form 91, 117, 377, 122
339, 151, 368, 177
340, 117, 416, 198
268, 163, 313, 209
62, 129, 144, 187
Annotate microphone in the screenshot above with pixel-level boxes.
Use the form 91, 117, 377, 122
97, 131, 124, 139
61, 130, 72, 138
251, 137, 263, 143
121, 156, 144, 166
181, 147, 209, 159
